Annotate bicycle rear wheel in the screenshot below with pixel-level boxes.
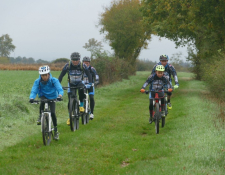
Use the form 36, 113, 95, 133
82, 102, 87, 125
41, 113, 52, 145
154, 103, 160, 134
162, 102, 166, 128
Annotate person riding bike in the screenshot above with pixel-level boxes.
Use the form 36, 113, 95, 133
151, 55, 179, 109
140, 65, 172, 124
58, 52, 92, 125
29, 65, 63, 140
82, 56, 99, 120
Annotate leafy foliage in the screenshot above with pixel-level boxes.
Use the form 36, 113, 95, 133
136, 59, 156, 71
91, 56, 134, 85
142, 0, 225, 79
83, 38, 104, 59
0, 34, 16, 57
99, 0, 151, 67
9, 56, 35, 64
52, 58, 69, 64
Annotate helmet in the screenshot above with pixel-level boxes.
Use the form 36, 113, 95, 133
70, 52, 80, 60
39, 65, 50, 75
155, 65, 165, 71
83, 56, 91, 62
159, 54, 169, 61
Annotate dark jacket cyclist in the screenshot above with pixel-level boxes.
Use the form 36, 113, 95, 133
141, 65, 172, 124
151, 55, 179, 109
58, 52, 92, 125
82, 56, 99, 120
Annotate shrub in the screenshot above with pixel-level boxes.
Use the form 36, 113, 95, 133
91, 57, 133, 86
0, 57, 10, 64
202, 54, 225, 101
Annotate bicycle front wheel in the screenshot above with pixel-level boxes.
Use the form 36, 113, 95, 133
69, 99, 79, 131
42, 113, 52, 145
154, 103, 160, 134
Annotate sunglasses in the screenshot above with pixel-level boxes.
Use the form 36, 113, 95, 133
71, 59, 80, 61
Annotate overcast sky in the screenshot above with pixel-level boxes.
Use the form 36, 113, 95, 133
1, 0, 188, 62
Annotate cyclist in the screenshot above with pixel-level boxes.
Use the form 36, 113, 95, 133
58, 52, 92, 125
151, 55, 179, 109
29, 65, 63, 140
82, 56, 99, 120
140, 65, 172, 124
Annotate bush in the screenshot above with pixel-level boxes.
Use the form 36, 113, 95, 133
136, 59, 156, 71
0, 57, 10, 64
91, 57, 134, 86
202, 54, 225, 101
52, 58, 70, 64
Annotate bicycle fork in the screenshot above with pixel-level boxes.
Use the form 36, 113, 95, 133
41, 103, 53, 133
153, 93, 162, 118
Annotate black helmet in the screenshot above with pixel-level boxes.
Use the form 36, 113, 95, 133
159, 54, 169, 61
70, 52, 80, 60
83, 56, 91, 62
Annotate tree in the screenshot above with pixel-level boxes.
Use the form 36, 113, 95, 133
52, 58, 70, 64
36, 59, 49, 64
27, 57, 35, 64
99, 0, 151, 66
141, 0, 225, 79
0, 34, 16, 57
83, 38, 103, 59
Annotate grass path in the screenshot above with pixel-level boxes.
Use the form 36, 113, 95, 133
0, 71, 225, 175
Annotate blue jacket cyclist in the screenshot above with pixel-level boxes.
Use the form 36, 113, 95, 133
29, 65, 63, 140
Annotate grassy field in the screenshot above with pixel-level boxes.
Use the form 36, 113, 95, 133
0, 70, 225, 175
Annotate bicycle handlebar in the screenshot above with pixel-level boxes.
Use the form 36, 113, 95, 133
141, 87, 174, 94
63, 83, 94, 90
30, 99, 63, 104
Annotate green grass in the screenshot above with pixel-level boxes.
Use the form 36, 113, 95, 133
0, 70, 225, 175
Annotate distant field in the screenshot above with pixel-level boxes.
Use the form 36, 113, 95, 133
0, 70, 225, 175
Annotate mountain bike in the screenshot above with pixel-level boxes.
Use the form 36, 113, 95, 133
81, 83, 93, 125
31, 99, 62, 146
143, 88, 173, 134
63, 83, 85, 132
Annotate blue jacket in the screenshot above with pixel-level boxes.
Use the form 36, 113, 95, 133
29, 73, 64, 99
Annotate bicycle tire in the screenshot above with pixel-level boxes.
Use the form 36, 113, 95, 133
86, 111, 90, 124
69, 99, 77, 131
162, 117, 165, 128
162, 101, 166, 128
82, 101, 87, 125
42, 113, 52, 145
154, 103, 160, 134
75, 101, 80, 130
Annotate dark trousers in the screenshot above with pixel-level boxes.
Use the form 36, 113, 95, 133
39, 97, 57, 128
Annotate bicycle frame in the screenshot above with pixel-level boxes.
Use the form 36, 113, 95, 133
41, 102, 53, 133
83, 84, 92, 114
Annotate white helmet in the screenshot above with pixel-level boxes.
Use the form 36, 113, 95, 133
39, 65, 50, 75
